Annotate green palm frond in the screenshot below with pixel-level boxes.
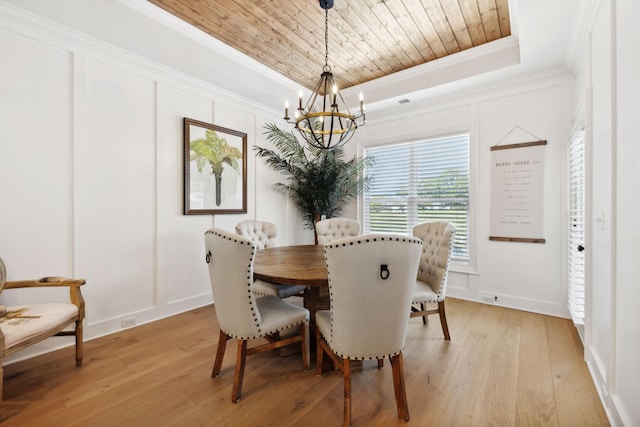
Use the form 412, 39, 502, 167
254, 123, 375, 229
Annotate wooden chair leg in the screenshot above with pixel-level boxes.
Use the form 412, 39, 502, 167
0, 364, 3, 418
75, 320, 84, 366
343, 358, 351, 427
211, 331, 229, 377
231, 340, 248, 403
316, 331, 324, 376
438, 301, 451, 340
377, 358, 384, 368
390, 353, 409, 421
301, 322, 310, 371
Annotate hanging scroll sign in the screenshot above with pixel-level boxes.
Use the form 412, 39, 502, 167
489, 138, 547, 243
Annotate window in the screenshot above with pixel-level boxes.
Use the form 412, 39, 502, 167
567, 130, 585, 328
363, 133, 470, 262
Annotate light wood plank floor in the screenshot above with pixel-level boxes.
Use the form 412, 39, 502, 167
1, 298, 609, 426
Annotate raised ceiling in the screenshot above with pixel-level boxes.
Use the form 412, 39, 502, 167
146, 0, 511, 91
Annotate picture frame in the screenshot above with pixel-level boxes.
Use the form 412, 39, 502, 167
183, 118, 247, 215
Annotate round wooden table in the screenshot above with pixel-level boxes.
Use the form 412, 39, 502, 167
253, 244, 329, 331
253, 244, 327, 286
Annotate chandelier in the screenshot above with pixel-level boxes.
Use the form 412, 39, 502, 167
284, 0, 365, 150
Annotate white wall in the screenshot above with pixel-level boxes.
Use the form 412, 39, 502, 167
357, 71, 572, 318
589, 0, 615, 398
613, 0, 640, 424
570, 0, 640, 425
0, 5, 297, 362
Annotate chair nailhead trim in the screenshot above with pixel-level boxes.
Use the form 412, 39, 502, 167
324, 234, 422, 349
206, 229, 263, 334
207, 228, 311, 340
324, 235, 422, 249
222, 319, 308, 340
413, 223, 455, 304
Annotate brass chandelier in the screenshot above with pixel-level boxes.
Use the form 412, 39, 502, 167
284, 0, 365, 150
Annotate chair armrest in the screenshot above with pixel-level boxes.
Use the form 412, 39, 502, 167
3, 278, 86, 318
4, 277, 86, 289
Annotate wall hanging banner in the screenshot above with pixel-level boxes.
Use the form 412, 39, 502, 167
490, 140, 546, 243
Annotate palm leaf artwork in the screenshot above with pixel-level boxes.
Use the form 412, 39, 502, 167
190, 129, 242, 206
255, 123, 374, 231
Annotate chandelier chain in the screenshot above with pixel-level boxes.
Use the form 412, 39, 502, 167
324, 9, 329, 69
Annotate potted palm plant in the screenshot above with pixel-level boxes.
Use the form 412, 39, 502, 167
254, 123, 373, 241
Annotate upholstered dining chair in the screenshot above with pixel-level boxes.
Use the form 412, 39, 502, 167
316, 234, 422, 426
204, 228, 310, 403
235, 220, 307, 299
315, 218, 360, 245
0, 257, 86, 416
410, 221, 456, 340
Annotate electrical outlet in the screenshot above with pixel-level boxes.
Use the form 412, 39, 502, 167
481, 295, 498, 304
121, 317, 137, 328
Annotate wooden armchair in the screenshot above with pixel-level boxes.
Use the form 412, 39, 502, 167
0, 258, 86, 416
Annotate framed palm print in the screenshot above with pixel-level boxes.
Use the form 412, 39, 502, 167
183, 118, 247, 214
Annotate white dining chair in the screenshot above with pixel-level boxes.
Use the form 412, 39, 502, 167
235, 220, 307, 299
316, 234, 422, 426
410, 221, 456, 340
315, 218, 360, 245
204, 228, 310, 403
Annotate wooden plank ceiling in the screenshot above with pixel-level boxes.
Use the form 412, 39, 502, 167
147, 0, 511, 91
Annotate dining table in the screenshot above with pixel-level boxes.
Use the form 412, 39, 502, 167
253, 244, 329, 332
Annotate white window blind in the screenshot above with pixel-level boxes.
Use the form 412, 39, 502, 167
363, 133, 470, 262
568, 132, 585, 325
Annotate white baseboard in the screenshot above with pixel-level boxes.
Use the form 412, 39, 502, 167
585, 344, 623, 426
447, 288, 570, 319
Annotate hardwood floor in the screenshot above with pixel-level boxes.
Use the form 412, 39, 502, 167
1, 298, 609, 426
